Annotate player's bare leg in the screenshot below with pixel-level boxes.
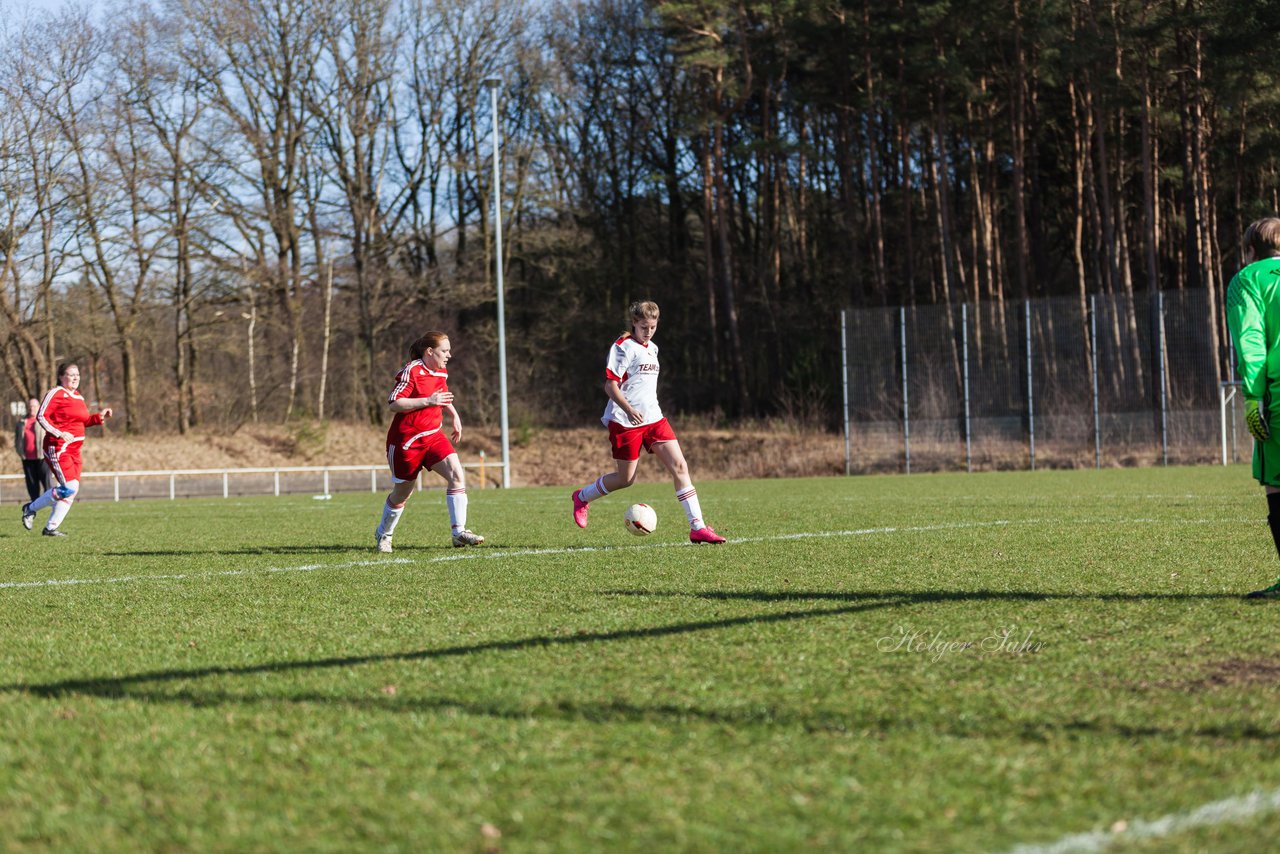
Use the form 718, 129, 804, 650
603, 458, 640, 492
434, 454, 484, 547
653, 441, 725, 544
572, 459, 639, 528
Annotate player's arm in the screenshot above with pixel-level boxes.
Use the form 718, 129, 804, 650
387, 371, 453, 412
603, 341, 642, 425
388, 392, 452, 413
445, 403, 462, 442
1227, 273, 1267, 396
1226, 270, 1270, 440
604, 377, 643, 425
35, 391, 68, 441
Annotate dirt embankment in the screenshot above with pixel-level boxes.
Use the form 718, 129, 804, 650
1, 421, 846, 487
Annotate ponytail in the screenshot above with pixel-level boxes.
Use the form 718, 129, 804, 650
621, 300, 660, 337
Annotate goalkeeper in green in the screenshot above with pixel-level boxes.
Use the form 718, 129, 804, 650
1226, 217, 1280, 598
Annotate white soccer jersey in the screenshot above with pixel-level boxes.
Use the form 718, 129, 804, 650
601, 334, 663, 428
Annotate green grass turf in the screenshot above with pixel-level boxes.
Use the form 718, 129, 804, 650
2, 465, 1279, 852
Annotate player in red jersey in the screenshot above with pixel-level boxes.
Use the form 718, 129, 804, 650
374, 331, 484, 552
569, 301, 726, 544
21, 363, 112, 537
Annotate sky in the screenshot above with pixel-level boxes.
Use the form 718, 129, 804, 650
3, 0, 102, 24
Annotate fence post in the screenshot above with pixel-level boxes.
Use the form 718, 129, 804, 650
1158, 290, 1168, 466
371, 468, 377, 492
1229, 340, 1239, 462
1026, 300, 1035, 471
1221, 384, 1230, 466
114, 475, 120, 502
169, 474, 175, 501
223, 471, 229, 499
1091, 294, 1101, 469
962, 302, 971, 473
901, 306, 911, 475
274, 471, 280, 497
323, 469, 330, 496
841, 309, 851, 476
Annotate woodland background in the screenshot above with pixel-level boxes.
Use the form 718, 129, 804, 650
0, 0, 1275, 436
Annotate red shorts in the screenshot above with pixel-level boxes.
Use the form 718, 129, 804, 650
608, 418, 678, 461
387, 431, 455, 482
45, 441, 83, 484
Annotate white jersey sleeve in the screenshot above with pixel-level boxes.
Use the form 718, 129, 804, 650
601, 336, 663, 428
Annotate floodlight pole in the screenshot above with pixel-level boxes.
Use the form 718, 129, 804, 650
485, 78, 511, 488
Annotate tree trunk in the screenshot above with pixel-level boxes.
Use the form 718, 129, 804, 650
711, 71, 748, 415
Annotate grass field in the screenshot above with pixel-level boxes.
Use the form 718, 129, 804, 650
3, 465, 1280, 852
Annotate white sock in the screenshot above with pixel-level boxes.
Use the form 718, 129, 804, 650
446, 488, 467, 532
46, 497, 73, 530
676, 486, 705, 530
378, 499, 405, 537
578, 476, 610, 504
29, 488, 56, 513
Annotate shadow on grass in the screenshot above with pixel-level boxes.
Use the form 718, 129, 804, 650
601, 589, 1248, 603
5, 596, 908, 698
4, 588, 1267, 742
22, 685, 1280, 742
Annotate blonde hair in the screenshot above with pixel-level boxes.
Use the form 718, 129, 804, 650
621, 300, 660, 337
1245, 218, 1280, 260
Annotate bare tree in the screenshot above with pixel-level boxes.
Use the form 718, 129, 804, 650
33, 9, 161, 431
113, 5, 215, 432
179, 0, 323, 421
308, 0, 404, 423
0, 20, 77, 399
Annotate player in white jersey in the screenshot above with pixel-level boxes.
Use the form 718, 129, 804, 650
570, 300, 726, 544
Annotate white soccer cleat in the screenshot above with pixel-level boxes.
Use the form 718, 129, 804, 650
375, 528, 393, 554
20, 502, 34, 531
451, 529, 485, 548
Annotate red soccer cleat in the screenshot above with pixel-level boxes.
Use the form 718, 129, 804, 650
572, 489, 590, 529
689, 525, 726, 544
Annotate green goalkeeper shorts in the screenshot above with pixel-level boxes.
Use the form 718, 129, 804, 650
1254, 436, 1280, 487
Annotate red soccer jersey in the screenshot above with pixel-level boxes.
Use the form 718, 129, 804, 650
36, 387, 103, 453
386, 360, 449, 448
20, 417, 39, 459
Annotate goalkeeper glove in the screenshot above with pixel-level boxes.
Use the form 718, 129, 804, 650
1247, 398, 1271, 442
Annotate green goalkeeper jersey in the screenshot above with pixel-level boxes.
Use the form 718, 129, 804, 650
1226, 256, 1280, 407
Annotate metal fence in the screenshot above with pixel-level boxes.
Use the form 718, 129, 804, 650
0, 460, 502, 505
839, 289, 1247, 474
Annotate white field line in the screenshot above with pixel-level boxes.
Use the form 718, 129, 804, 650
0, 557, 416, 590
426, 520, 1016, 563
0, 516, 1232, 593
1002, 787, 1280, 854
0, 520, 1016, 592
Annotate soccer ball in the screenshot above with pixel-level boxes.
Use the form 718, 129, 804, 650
623, 503, 657, 536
